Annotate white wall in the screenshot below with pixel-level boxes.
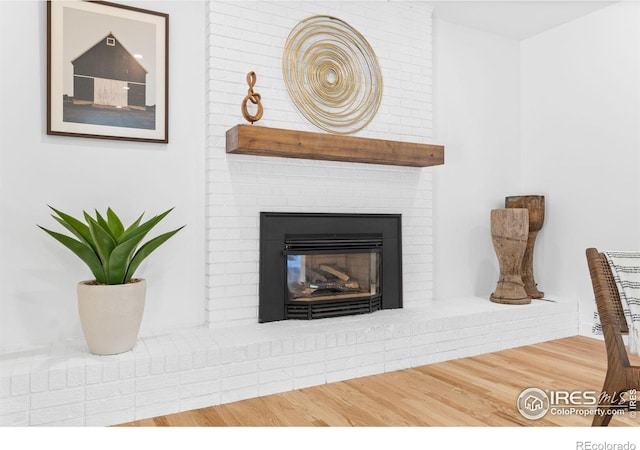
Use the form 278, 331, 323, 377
0, 1, 207, 349
432, 19, 523, 300
433, 2, 640, 327
521, 2, 640, 334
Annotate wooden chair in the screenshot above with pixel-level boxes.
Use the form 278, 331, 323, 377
585, 248, 640, 426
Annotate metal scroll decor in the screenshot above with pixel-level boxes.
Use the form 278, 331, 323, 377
282, 15, 383, 135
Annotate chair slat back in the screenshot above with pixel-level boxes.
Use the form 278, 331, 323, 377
586, 248, 628, 334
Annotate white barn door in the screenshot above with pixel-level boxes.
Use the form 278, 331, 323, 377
94, 78, 128, 107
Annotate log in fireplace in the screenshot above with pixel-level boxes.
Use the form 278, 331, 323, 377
259, 212, 402, 322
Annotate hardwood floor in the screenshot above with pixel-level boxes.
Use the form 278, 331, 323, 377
118, 336, 639, 427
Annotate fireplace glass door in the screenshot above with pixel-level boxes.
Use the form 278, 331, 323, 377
283, 237, 382, 319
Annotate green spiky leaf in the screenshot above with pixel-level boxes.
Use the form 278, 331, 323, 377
38, 226, 106, 283
106, 237, 143, 284
123, 213, 144, 235
107, 208, 125, 240
39, 206, 184, 285
125, 226, 185, 282
119, 208, 174, 244
49, 206, 94, 248
94, 209, 116, 241
85, 213, 116, 265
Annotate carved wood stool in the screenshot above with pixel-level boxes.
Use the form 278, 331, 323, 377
505, 195, 545, 299
490, 208, 531, 305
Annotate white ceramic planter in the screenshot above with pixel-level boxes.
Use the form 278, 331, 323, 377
77, 278, 146, 355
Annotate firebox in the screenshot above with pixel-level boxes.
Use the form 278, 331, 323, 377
259, 213, 402, 322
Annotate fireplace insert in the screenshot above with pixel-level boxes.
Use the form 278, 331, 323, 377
259, 213, 402, 322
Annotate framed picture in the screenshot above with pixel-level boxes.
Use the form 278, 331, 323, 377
47, 1, 169, 143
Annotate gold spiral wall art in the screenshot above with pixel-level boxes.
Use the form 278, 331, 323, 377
282, 15, 383, 135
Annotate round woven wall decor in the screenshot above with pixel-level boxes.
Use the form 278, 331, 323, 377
282, 15, 383, 135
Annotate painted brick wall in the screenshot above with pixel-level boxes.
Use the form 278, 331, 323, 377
206, 1, 435, 327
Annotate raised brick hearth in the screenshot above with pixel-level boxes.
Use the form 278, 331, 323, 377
0, 297, 577, 426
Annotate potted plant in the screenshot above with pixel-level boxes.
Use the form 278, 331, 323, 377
39, 206, 184, 355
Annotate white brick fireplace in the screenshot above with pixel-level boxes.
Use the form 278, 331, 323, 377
206, 1, 437, 327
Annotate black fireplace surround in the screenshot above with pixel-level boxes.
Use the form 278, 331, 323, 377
259, 212, 402, 322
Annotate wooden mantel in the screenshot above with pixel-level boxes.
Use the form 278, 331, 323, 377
226, 124, 444, 168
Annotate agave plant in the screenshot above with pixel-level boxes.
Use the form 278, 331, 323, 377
39, 206, 184, 285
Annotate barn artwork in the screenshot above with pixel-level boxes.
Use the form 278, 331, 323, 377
72, 33, 148, 111
63, 33, 154, 131
47, 1, 168, 143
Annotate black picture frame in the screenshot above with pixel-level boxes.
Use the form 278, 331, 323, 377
47, 1, 169, 143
